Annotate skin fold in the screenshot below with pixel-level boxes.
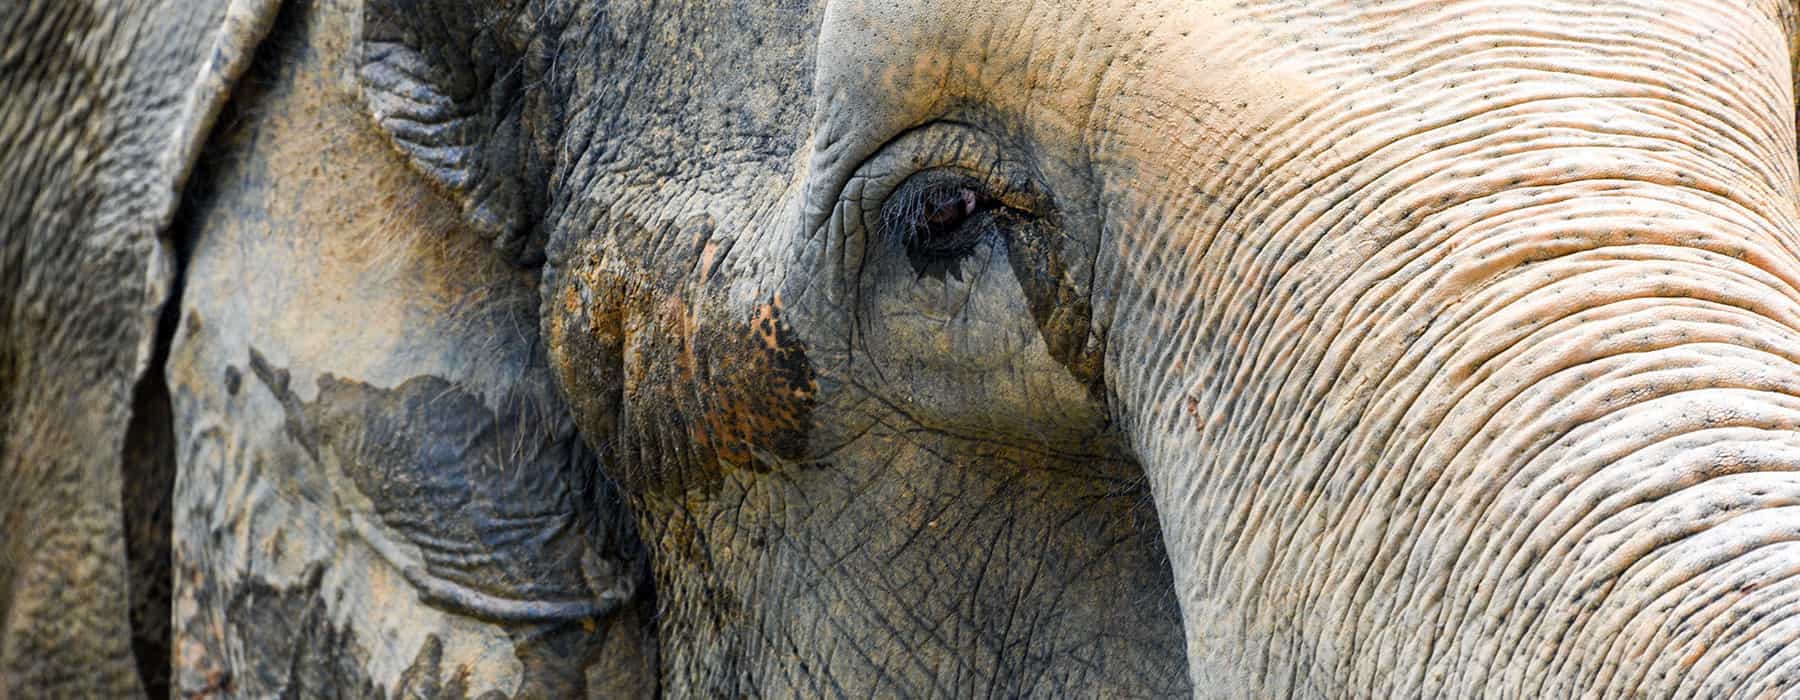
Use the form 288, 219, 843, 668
9, 0, 1800, 698
165, 1, 654, 696
0, 1, 277, 696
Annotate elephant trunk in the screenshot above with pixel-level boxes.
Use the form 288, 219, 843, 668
1104, 89, 1800, 693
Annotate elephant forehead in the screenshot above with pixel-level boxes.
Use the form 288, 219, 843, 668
809, 0, 1791, 185
809, 0, 1323, 168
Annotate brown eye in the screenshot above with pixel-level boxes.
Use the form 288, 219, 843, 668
882, 177, 1000, 277
925, 187, 980, 229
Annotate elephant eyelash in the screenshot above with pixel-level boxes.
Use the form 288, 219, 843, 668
880, 175, 1002, 278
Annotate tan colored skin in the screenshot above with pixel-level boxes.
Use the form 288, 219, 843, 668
801, 0, 1800, 694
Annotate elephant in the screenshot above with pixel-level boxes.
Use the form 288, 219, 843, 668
10, 0, 1800, 697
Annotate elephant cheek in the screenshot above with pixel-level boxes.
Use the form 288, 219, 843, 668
546, 259, 818, 494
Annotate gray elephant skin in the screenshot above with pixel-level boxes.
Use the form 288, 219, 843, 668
6, 0, 1800, 698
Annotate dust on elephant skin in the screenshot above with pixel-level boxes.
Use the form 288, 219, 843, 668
21, 0, 1800, 697
245, 348, 639, 626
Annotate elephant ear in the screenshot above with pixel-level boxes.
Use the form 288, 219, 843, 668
358, 0, 557, 262
0, 0, 279, 695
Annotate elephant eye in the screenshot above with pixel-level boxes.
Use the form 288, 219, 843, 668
882, 175, 1001, 276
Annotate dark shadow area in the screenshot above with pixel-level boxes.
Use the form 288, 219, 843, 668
122, 161, 198, 699
121, 289, 178, 699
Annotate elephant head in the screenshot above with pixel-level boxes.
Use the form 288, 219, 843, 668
747, 1, 1800, 695
522, 0, 1800, 694
165, 0, 1186, 695
12, 0, 1800, 697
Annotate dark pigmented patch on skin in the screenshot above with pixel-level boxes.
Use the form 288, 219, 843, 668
617, 293, 819, 491
689, 296, 818, 471
548, 229, 819, 496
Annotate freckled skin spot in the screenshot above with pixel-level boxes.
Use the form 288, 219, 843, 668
687, 296, 818, 472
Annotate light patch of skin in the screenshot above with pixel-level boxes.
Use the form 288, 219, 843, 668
807, 0, 1800, 696
163, 0, 649, 695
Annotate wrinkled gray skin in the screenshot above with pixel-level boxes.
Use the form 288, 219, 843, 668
13, 0, 1800, 698
164, 0, 1184, 696
0, 1, 276, 696
11, 0, 1183, 695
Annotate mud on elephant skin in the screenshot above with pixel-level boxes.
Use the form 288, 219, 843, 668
15, 0, 1800, 698
163, 0, 655, 696
178, 0, 1191, 693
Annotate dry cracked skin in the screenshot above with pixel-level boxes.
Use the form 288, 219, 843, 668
8, 0, 1800, 698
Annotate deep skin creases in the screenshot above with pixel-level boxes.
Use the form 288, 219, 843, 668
41, 0, 1800, 696
530, 2, 1191, 696
539, 0, 1800, 696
